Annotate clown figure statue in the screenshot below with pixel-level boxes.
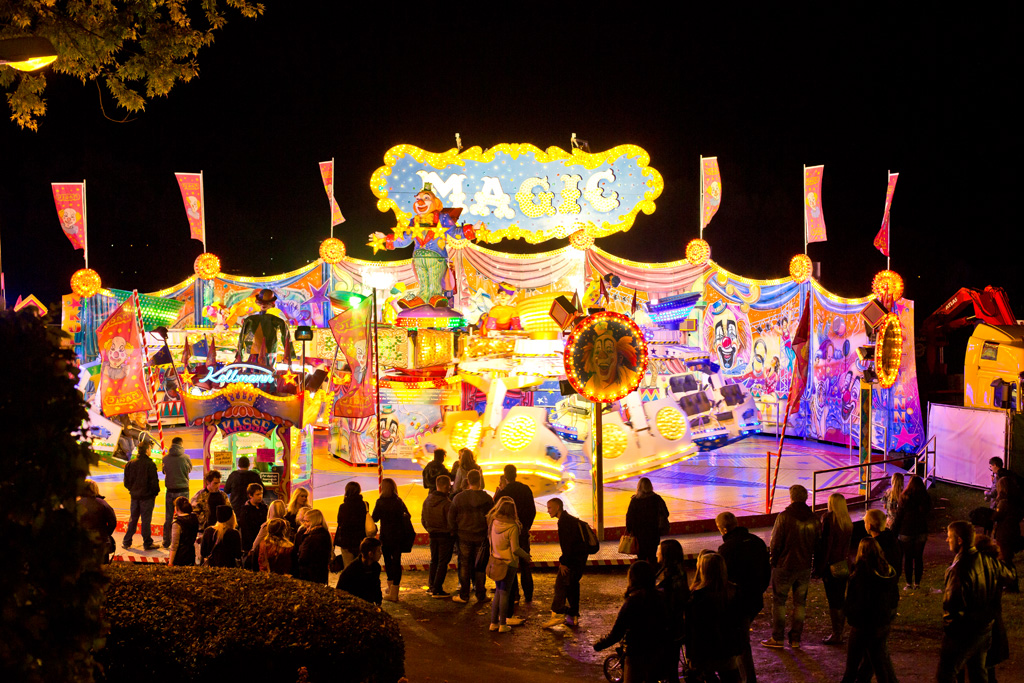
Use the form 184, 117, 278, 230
236, 288, 293, 365
370, 183, 481, 310
479, 281, 522, 333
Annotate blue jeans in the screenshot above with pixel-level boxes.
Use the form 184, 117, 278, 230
771, 566, 811, 642
491, 566, 518, 625
163, 488, 189, 545
125, 497, 156, 546
457, 539, 486, 600
429, 534, 454, 593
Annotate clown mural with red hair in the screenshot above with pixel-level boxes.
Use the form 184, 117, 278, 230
581, 319, 640, 397
702, 301, 753, 377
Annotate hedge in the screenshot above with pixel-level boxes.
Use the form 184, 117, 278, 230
99, 564, 405, 683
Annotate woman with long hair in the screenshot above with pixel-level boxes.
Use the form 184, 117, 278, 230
336, 481, 370, 569
625, 477, 671, 566
452, 448, 482, 494
657, 539, 689, 678
251, 499, 288, 551
294, 508, 331, 584
817, 493, 853, 644
881, 472, 904, 529
487, 496, 531, 632
200, 505, 243, 567
258, 517, 294, 575
594, 561, 673, 682
372, 478, 412, 601
892, 475, 931, 590
284, 487, 310, 532
337, 537, 384, 606
685, 553, 743, 683
167, 497, 199, 567
840, 538, 899, 683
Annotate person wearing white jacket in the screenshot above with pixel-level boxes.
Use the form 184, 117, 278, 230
487, 496, 532, 632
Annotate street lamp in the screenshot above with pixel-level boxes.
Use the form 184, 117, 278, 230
0, 36, 58, 72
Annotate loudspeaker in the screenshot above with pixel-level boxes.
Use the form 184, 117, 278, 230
861, 300, 888, 329
305, 368, 328, 392
549, 295, 581, 332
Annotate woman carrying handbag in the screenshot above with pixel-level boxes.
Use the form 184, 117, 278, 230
373, 478, 412, 602
486, 496, 531, 632
816, 493, 853, 645
335, 481, 375, 570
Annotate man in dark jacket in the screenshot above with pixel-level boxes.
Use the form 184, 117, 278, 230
542, 498, 589, 628
763, 484, 821, 649
238, 483, 268, 554
224, 456, 264, 517
421, 448, 451, 492
422, 474, 454, 597
936, 521, 1016, 682
494, 464, 537, 608
717, 511, 770, 682
161, 436, 192, 548
448, 469, 492, 603
123, 442, 160, 550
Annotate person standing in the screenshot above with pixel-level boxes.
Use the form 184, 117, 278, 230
892, 475, 931, 590
373, 477, 413, 602
657, 539, 690, 678
493, 464, 537, 609
422, 474, 454, 597
284, 487, 310, 533
863, 509, 901, 571
166, 497, 199, 567
238, 483, 268, 556
191, 470, 228, 530
338, 537, 384, 606
487, 496, 531, 632
762, 484, 821, 649
258, 518, 294, 575
448, 469, 492, 604
452, 448, 482, 494
78, 480, 117, 563
594, 561, 673, 682
716, 512, 770, 683
161, 436, 192, 548
840, 538, 900, 683
991, 476, 1023, 592
881, 472, 904, 530
294, 508, 332, 584
685, 552, 745, 683
936, 521, 1015, 682
335, 481, 370, 569
542, 498, 589, 629
122, 442, 161, 551
224, 456, 263, 518
199, 506, 243, 567
421, 448, 451, 492
625, 477, 671, 566
816, 493, 853, 645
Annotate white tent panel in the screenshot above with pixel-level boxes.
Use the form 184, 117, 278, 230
929, 404, 1008, 488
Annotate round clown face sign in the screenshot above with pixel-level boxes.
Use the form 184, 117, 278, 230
564, 311, 648, 403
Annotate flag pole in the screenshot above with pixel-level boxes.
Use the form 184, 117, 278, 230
373, 288, 383, 492
330, 157, 335, 239
699, 156, 704, 240
802, 164, 808, 256
82, 179, 89, 269
886, 169, 891, 271
199, 170, 207, 253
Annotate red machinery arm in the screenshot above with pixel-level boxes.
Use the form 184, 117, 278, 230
922, 286, 1017, 374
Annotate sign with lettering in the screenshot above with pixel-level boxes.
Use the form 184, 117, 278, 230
212, 449, 233, 469
205, 362, 276, 387
370, 143, 663, 244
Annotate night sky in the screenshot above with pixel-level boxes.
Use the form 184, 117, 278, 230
1, 6, 1018, 331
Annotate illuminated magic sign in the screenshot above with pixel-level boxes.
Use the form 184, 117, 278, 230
371, 143, 663, 244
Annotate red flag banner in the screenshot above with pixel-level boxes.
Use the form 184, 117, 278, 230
700, 157, 722, 229
785, 300, 812, 419
52, 182, 86, 251
318, 160, 346, 227
873, 172, 899, 257
329, 297, 375, 418
175, 172, 205, 244
804, 165, 827, 244
97, 298, 154, 417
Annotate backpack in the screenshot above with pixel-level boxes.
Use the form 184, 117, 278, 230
578, 519, 600, 555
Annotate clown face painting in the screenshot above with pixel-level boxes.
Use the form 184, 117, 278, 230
702, 302, 752, 376
378, 407, 402, 456
412, 189, 443, 225
576, 319, 641, 398
103, 335, 129, 381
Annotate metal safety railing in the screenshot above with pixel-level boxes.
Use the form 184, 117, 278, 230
810, 435, 937, 511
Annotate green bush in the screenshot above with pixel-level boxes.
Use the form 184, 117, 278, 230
0, 310, 106, 682
100, 564, 405, 683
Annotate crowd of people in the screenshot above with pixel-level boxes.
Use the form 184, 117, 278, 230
79, 441, 1021, 682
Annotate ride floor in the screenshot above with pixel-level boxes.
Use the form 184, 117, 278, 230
91, 429, 903, 536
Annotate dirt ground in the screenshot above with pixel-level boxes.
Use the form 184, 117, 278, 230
394, 482, 1023, 682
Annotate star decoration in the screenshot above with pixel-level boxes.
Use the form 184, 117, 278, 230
892, 423, 919, 451
368, 234, 386, 253
282, 369, 299, 387
407, 222, 429, 241
179, 369, 195, 385
392, 226, 408, 241
306, 281, 330, 308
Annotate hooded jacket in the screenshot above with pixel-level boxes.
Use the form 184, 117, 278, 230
335, 493, 368, 553
448, 488, 492, 542
421, 489, 452, 536
769, 501, 821, 572
123, 453, 159, 500
161, 444, 192, 490
845, 559, 899, 629
718, 526, 771, 619
489, 518, 529, 569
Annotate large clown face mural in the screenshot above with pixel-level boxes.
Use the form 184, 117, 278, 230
103, 335, 130, 380
378, 406, 402, 455
702, 301, 752, 376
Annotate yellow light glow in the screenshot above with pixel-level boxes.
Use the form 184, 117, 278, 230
70, 268, 102, 298
569, 228, 595, 250
789, 254, 813, 283
601, 424, 628, 459
655, 408, 687, 440
876, 312, 903, 389
872, 270, 904, 304
451, 420, 483, 451
499, 414, 537, 451
194, 253, 221, 280
518, 290, 571, 338
319, 237, 346, 264
686, 238, 711, 266
4, 55, 57, 71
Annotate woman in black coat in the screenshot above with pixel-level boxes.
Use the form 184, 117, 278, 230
892, 475, 931, 589
684, 552, 744, 683
992, 476, 1023, 590
840, 538, 899, 683
625, 477, 670, 566
200, 506, 243, 568
294, 508, 332, 584
335, 481, 370, 569
372, 478, 412, 602
337, 537, 384, 606
594, 561, 674, 682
